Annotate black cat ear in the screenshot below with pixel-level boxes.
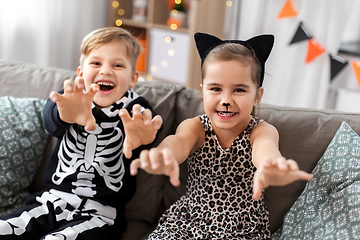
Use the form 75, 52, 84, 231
194, 32, 224, 67
244, 34, 274, 67
194, 32, 274, 86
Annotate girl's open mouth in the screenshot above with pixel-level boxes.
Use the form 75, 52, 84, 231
217, 111, 236, 117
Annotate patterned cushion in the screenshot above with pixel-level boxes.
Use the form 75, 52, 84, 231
0, 96, 48, 217
274, 121, 360, 239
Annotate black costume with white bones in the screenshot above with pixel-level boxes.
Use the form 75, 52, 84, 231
0, 90, 157, 240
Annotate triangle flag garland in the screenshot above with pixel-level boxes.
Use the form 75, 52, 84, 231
352, 61, 360, 90
306, 38, 326, 63
329, 54, 348, 81
290, 22, 313, 45
278, 3, 359, 86
278, 0, 298, 19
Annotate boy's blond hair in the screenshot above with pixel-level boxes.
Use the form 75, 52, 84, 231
79, 27, 141, 73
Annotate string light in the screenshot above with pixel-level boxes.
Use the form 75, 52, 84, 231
226, 1, 233, 7
146, 75, 153, 81
164, 36, 172, 43
171, 9, 178, 16
175, 0, 182, 4
150, 66, 157, 72
112, 1, 119, 8
170, 23, 178, 30
138, 76, 145, 82
115, 19, 123, 26
168, 49, 175, 56
161, 60, 168, 67
118, 9, 125, 16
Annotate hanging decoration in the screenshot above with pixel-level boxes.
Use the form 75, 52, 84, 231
305, 39, 325, 63
278, 0, 298, 19
329, 54, 348, 81
352, 61, 360, 90
278, 0, 358, 87
289, 22, 312, 44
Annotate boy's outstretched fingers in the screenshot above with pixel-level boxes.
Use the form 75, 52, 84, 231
152, 114, 163, 130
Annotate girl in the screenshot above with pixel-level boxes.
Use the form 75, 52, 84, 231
130, 32, 313, 239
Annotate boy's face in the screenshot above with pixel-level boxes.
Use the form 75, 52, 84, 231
78, 41, 138, 109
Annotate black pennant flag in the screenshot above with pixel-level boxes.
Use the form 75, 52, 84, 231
290, 21, 312, 45
329, 54, 348, 81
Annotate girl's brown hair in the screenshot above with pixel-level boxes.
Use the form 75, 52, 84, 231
201, 43, 262, 89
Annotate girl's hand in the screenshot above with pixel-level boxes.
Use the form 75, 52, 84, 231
130, 148, 180, 187
252, 157, 313, 201
119, 104, 163, 159
49, 77, 99, 131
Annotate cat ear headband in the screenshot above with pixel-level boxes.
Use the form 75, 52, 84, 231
194, 32, 275, 86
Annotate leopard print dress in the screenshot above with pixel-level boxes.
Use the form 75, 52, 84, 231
147, 114, 271, 240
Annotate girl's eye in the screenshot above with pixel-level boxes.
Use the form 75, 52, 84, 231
211, 87, 221, 92
235, 88, 245, 93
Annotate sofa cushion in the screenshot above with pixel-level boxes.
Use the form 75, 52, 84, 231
0, 96, 48, 217
258, 104, 360, 232
275, 122, 360, 239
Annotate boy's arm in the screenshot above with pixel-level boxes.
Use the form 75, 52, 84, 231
49, 77, 99, 131
251, 121, 313, 200
130, 117, 204, 186
43, 91, 71, 138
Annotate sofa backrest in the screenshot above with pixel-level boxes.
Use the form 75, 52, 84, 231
0, 59, 77, 99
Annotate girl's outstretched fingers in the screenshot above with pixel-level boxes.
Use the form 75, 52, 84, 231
162, 148, 180, 187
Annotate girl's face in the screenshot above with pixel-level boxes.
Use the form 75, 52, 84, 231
201, 59, 263, 136
78, 41, 138, 109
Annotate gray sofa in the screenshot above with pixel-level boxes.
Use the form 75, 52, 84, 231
1, 58, 360, 239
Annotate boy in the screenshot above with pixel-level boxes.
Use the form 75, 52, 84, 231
0, 27, 162, 239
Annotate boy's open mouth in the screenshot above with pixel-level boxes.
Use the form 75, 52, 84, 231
97, 82, 115, 92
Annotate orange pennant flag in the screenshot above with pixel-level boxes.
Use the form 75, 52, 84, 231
305, 39, 325, 63
278, 0, 298, 19
352, 61, 360, 91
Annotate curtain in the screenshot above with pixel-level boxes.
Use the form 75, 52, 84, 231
0, 0, 108, 70
225, 0, 356, 109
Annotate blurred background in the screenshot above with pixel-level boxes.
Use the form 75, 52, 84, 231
0, 0, 360, 112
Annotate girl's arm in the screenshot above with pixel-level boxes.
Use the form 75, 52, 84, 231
130, 117, 204, 186
250, 121, 313, 200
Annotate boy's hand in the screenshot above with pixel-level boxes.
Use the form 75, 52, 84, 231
130, 148, 180, 187
49, 77, 99, 131
119, 104, 163, 159
252, 157, 313, 201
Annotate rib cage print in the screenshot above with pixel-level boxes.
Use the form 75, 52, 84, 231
52, 91, 139, 198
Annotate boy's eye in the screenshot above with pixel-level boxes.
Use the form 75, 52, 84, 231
92, 62, 101, 66
114, 64, 123, 68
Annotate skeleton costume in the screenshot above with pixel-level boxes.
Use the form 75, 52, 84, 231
0, 90, 158, 240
